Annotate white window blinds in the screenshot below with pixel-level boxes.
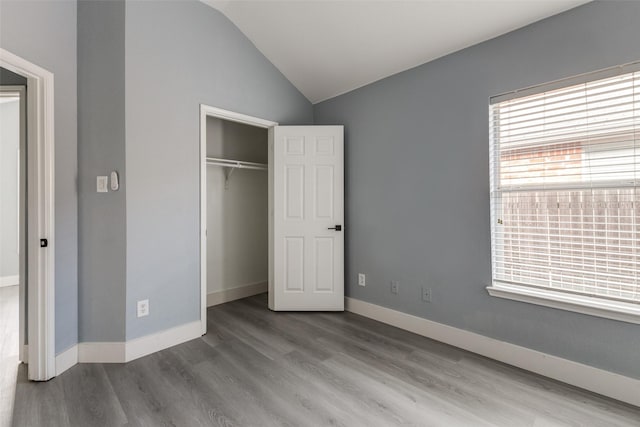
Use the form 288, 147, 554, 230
490, 64, 640, 304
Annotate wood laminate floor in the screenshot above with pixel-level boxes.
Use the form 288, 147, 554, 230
8, 293, 640, 426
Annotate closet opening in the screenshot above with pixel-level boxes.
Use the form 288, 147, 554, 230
199, 106, 278, 333
1, 79, 25, 414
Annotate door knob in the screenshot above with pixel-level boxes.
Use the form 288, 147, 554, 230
328, 225, 342, 231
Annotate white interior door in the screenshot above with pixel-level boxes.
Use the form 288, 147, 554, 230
269, 126, 344, 311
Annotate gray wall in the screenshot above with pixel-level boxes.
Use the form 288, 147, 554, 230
0, 0, 78, 354
77, 0, 126, 342
314, 0, 640, 379
124, 1, 312, 339
0, 99, 19, 279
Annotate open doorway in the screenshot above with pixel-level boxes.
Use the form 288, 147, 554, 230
0, 48, 56, 383
205, 117, 269, 305
0, 69, 26, 421
199, 106, 277, 333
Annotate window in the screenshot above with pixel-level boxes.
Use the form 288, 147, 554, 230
488, 63, 640, 323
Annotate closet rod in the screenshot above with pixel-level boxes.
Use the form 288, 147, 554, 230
205, 156, 267, 171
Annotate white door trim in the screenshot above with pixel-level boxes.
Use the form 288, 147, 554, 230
199, 104, 277, 334
1, 48, 56, 380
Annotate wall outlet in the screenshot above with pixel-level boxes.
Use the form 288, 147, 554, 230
390, 280, 399, 295
422, 287, 432, 303
358, 273, 366, 287
137, 299, 149, 317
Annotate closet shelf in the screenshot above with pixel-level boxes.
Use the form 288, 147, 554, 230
205, 157, 267, 171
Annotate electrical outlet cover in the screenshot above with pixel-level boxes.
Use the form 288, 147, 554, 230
391, 280, 399, 294
422, 287, 432, 302
137, 299, 149, 317
358, 273, 366, 286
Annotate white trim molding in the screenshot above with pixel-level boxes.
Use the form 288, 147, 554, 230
55, 321, 203, 368
487, 282, 640, 324
125, 320, 201, 362
21, 345, 28, 364
345, 297, 640, 407
207, 282, 267, 307
55, 345, 78, 376
200, 104, 277, 335
0, 275, 19, 287
1, 48, 56, 381
200, 105, 277, 129
78, 342, 126, 364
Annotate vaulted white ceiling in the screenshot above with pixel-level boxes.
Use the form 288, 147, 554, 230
204, 0, 590, 104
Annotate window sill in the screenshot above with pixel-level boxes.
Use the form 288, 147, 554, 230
487, 282, 640, 324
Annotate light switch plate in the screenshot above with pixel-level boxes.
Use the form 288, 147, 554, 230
97, 176, 108, 193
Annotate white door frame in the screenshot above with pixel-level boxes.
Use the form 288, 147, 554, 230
199, 105, 277, 334
0, 48, 56, 380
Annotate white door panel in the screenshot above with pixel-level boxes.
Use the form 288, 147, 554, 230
269, 126, 344, 311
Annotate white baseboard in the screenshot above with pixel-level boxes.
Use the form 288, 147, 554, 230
78, 341, 126, 363
345, 297, 640, 407
0, 275, 19, 287
20, 345, 28, 364
55, 320, 202, 371
207, 281, 267, 307
125, 320, 201, 362
55, 345, 78, 376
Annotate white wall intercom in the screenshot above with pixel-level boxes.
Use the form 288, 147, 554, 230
110, 171, 119, 191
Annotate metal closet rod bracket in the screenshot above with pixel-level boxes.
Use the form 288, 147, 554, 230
205, 157, 267, 189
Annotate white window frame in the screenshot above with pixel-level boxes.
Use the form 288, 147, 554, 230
486, 62, 640, 324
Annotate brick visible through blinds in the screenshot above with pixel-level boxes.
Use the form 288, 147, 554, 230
490, 68, 640, 303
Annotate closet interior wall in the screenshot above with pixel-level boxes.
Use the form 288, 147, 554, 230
206, 117, 268, 300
